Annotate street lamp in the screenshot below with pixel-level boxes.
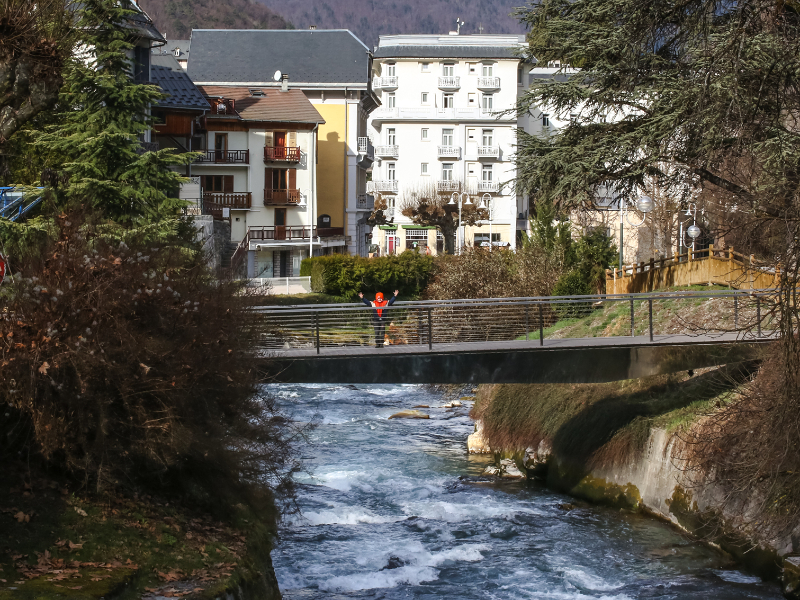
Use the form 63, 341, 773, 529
478, 193, 493, 247
618, 194, 654, 271
680, 202, 701, 252
447, 192, 472, 255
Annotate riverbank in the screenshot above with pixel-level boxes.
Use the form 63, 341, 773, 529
0, 461, 281, 600
468, 370, 800, 598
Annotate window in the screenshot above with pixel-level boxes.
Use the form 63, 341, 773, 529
468, 63, 477, 74
474, 233, 501, 247
442, 128, 454, 146
387, 128, 396, 145
201, 175, 233, 193
421, 62, 430, 72
468, 92, 476, 105
482, 129, 493, 147
442, 63, 455, 76
215, 133, 228, 152
482, 164, 493, 182
482, 95, 493, 112
570, 113, 578, 122
405, 228, 429, 250
443, 94, 454, 108
421, 128, 429, 141
249, 88, 266, 97
542, 113, 550, 128
481, 63, 493, 77
387, 162, 396, 180
441, 163, 453, 181
436, 231, 444, 254
421, 92, 429, 105
386, 93, 396, 109
517, 65, 523, 85
386, 63, 396, 77
421, 163, 429, 175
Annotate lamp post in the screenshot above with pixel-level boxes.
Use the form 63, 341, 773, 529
680, 202, 701, 252
447, 191, 472, 255
618, 195, 654, 271
478, 193, 493, 247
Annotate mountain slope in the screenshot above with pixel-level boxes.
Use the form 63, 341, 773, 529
138, 0, 290, 39
254, 0, 526, 47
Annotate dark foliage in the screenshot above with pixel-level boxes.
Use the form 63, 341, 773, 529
139, 0, 290, 39
0, 212, 303, 514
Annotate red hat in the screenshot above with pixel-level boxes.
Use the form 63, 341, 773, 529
375, 292, 384, 301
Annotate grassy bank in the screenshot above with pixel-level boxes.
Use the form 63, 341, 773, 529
0, 462, 280, 600
472, 364, 749, 471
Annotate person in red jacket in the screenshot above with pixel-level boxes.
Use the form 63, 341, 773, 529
358, 290, 399, 347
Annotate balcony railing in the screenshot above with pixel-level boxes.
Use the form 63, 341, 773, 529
247, 225, 345, 243
203, 192, 252, 218
477, 181, 500, 193
375, 145, 399, 158
371, 106, 503, 121
438, 76, 460, 90
477, 76, 501, 90
264, 189, 301, 205
357, 194, 375, 210
195, 150, 250, 164
264, 146, 300, 162
375, 76, 398, 89
477, 146, 500, 158
372, 180, 399, 193
438, 145, 460, 158
436, 181, 460, 192
357, 137, 375, 168
210, 98, 237, 115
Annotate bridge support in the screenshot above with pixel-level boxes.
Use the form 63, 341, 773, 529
264, 341, 766, 385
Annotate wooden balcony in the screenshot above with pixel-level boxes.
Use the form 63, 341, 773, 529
264, 146, 300, 162
264, 189, 301, 205
195, 150, 250, 164
203, 192, 252, 218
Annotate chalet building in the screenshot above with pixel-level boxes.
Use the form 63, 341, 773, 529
367, 33, 537, 254
187, 29, 380, 256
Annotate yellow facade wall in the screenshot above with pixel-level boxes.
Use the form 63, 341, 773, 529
314, 104, 346, 229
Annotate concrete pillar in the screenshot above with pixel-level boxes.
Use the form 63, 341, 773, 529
247, 250, 256, 279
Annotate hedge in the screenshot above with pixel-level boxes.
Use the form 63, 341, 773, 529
300, 252, 435, 299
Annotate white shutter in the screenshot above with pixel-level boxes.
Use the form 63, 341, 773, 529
265, 131, 274, 147
287, 131, 297, 148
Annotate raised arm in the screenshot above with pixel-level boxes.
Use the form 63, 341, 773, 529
388, 290, 400, 306
358, 292, 372, 307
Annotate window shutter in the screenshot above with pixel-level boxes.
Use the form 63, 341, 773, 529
265, 131, 274, 147
287, 131, 297, 148
265, 168, 273, 190
223, 175, 234, 193
288, 168, 297, 190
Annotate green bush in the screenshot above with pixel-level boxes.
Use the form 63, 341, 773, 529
552, 270, 593, 318
300, 252, 435, 299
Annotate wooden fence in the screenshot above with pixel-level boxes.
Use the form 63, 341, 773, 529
606, 244, 779, 294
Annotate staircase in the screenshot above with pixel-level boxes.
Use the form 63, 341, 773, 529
0, 187, 44, 222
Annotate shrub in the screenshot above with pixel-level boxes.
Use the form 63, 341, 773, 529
551, 270, 593, 318
300, 252, 435, 299
0, 213, 301, 514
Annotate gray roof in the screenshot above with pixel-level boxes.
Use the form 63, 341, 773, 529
154, 39, 191, 58
151, 55, 210, 111
188, 29, 372, 86
374, 45, 520, 59
125, 2, 166, 44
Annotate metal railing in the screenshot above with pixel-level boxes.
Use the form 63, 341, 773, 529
477, 76, 501, 90
195, 150, 250, 164
248, 276, 312, 295
477, 181, 499, 193
375, 145, 399, 158
438, 76, 461, 89
477, 146, 499, 158
437, 145, 461, 158
254, 290, 778, 354
372, 180, 399, 193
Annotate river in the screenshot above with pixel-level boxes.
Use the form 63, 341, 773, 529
271, 384, 783, 599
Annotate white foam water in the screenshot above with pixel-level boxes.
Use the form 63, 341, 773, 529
269, 384, 783, 599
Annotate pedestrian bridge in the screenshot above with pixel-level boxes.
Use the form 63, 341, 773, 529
257, 291, 776, 384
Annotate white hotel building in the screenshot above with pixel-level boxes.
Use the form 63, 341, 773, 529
367, 33, 541, 253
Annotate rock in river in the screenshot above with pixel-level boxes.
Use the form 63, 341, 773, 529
388, 410, 430, 420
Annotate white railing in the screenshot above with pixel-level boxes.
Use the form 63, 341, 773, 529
375, 76, 398, 89
438, 76, 460, 89
477, 146, 500, 158
371, 107, 504, 121
477, 76, 501, 90
248, 276, 311, 295
357, 137, 374, 155
437, 181, 460, 192
372, 180, 399, 193
478, 181, 500, 193
437, 145, 461, 158
375, 145, 399, 158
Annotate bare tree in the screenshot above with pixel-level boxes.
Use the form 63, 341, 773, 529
399, 180, 488, 254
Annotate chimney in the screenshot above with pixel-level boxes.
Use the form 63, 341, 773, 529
281, 73, 289, 92
309, 25, 317, 30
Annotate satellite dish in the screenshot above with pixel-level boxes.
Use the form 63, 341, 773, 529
273, 70, 282, 82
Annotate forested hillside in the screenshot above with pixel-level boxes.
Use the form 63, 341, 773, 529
254, 0, 526, 47
138, 0, 290, 39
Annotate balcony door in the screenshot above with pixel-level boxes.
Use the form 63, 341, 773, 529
275, 208, 287, 240
273, 250, 291, 277
214, 133, 228, 162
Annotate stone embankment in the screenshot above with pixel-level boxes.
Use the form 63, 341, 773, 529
468, 380, 800, 599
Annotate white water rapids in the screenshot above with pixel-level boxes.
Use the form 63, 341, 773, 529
270, 384, 782, 599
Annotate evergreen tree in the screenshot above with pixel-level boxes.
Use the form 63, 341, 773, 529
37, 0, 192, 223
